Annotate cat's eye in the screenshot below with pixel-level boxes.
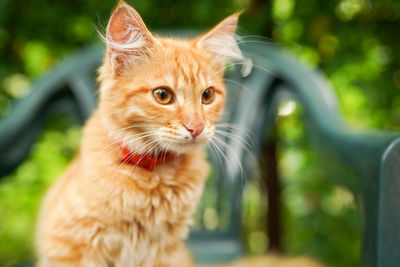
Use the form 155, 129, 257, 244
202, 87, 215, 104
152, 87, 174, 105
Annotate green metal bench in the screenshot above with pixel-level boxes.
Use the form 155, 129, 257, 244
1, 32, 399, 266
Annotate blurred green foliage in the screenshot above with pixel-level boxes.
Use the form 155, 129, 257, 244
1, 0, 400, 266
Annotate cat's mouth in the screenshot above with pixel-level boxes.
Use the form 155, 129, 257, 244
177, 136, 209, 146
165, 138, 209, 154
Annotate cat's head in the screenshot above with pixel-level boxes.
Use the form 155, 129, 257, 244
98, 1, 244, 155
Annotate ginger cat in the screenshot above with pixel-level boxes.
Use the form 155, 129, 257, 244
36, 1, 240, 266
35, 1, 324, 267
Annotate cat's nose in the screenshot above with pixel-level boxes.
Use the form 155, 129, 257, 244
184, 123, 205, 139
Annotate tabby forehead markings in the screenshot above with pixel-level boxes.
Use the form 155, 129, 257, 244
164, 73, 176, 90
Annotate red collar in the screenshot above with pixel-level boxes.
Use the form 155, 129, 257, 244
120, 145, 176, 171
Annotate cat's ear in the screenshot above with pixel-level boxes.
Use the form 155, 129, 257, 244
104, 1, 155, 76
195, 13, 244, 67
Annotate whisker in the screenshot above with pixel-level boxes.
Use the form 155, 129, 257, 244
124, 137, 160, 176
211, 136, 231, 172
237, 35, 276, 42
98, 130, 158, 160
134, 139, 160, 167
207, 141, 225, 174
210, 62, 246, 79
224, 78, 252, 94
215, 123, 254, 143
212, 135, 245, 180
214, 129, 253, 150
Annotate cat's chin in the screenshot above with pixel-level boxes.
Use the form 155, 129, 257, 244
167, 141, 206, 154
